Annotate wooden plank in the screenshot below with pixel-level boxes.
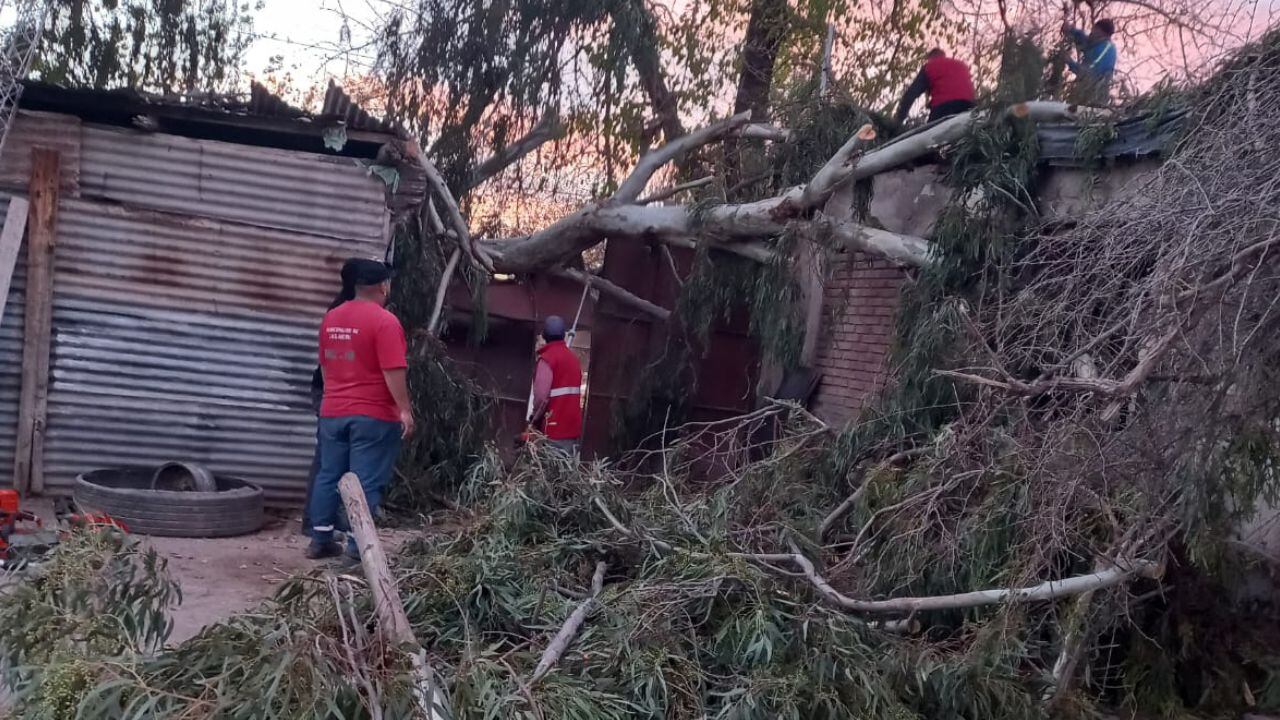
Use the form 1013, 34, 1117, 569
0, 197, 30, 326
13, 149, 59, 495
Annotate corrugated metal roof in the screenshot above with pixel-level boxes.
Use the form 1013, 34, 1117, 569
0, 195, 26, 483
80, 124, 389, 241
321, 81, 397, 134
39, 197, 384, 504
22, 80, 399, 142
248, 82, 306, 120
1037, 108, 1188, 166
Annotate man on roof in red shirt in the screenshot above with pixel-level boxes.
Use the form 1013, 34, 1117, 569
894, 48, 977, 125
307, 258, 414, 561
529, 315, 583, 456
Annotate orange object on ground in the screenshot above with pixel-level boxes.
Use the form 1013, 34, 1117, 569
67, 512, 129, 532
0, 490, 43, 559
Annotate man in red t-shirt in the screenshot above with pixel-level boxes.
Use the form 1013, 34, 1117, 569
307, 258, 414, 561
894, 48, 977, 125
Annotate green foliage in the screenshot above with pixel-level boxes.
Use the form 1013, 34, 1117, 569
994, 33, 1046, 103
34, 0, 256, 93
1182, 426, 1280, 573
0, 529, 179, 716
877, 110, 1040, 446
382, 442, 1054, 720
388, 219, 495, 510
1072, 122, 1119, 169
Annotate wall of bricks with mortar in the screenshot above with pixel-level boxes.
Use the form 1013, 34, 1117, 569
810, 251, 907, 427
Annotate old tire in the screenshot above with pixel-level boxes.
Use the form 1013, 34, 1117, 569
74, 468, 264, 538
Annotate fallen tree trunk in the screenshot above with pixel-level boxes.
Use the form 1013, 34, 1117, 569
340, 473, 450, 719
486, 204, 931, 271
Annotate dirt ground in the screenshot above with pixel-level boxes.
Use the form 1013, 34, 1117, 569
153, 511, 416, 643
0, 509, 420, 714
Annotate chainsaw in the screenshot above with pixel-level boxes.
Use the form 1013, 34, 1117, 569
0, 490, 127, 568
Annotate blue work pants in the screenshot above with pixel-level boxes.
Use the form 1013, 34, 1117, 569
309, 415, 401, 555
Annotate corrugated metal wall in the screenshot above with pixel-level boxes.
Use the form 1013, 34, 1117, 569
0, 112, 391, 505
80, 125, 387, 242
41, 198, 385, 503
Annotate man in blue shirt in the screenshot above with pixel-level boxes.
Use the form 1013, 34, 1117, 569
1063, 19, 1117, 105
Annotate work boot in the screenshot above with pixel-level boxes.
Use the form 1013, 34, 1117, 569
304, 541, 343, 560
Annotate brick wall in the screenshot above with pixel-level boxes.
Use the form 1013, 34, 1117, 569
810, 251, 907, 427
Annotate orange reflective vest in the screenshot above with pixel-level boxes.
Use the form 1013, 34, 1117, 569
537, 340, 583, 440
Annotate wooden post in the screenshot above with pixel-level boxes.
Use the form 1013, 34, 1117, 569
14, 149, 59, 496
338, 473, 450, 719
0, 197, 30, 326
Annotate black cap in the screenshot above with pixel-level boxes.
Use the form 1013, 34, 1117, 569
1094, 19, 1115, 36
345, 258, 393, 287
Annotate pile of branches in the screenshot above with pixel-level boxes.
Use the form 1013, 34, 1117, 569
6, 29, 1280, 720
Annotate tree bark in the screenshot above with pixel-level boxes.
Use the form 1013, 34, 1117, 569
726, 0, 790, 191
530, 561, 607, 683
339, 473, 450, 719
618, 0, 684, 145
733, 0, 790, 122
789, 552, 1161, 615
467, 113, 564, 191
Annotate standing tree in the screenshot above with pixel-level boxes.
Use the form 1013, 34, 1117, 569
33, 0, 257, 93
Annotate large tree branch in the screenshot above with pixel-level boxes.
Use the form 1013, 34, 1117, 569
480, 102, 1096, 283
554, 267, 671, 321
741, 123, 793, 142
614, 112, 753, 203
850, 101, 1096, 179
486, 204, 930, 272
405, 140, 495, 272
818, 216, 933, 266
466, 113, 564, 192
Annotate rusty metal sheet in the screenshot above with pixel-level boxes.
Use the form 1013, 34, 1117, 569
39, 197, 384, 505
582, 240, 761, 458
0, 111, 81, 193
54, 199, 380, 317
80, 124, 388, 241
